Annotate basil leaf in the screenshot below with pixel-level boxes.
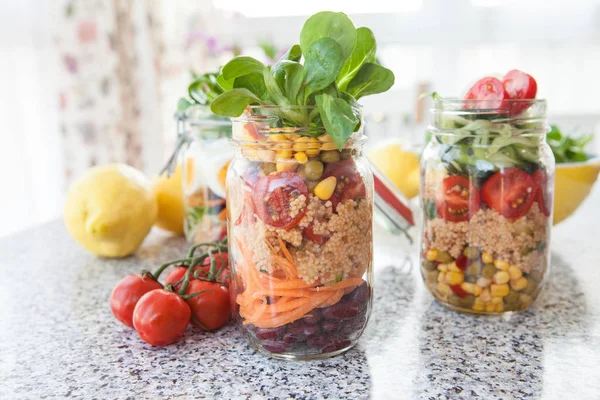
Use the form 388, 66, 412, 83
303, 38, 344, 101
234, 72, 268, 99
315, 92, 359, 150
222, 56, 266, 81
300, 11, 356, 61
337, 27, 376, 91
345, 62, 395, 100
210, 88, 264, 117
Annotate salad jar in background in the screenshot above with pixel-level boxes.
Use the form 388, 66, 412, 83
177, 105, 232, 244
420, 99, 554, 314
227, 106, 373, 360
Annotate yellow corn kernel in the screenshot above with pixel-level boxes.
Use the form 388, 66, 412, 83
490, 283, 510, 297
508, 265, 523, 280
276, 150, 293, 160
306, 148, 321, 157
491, 296, 503, 305
482, 252, 494, 264
314, 176, 337, 200
485, 304, 496, 312
445, 271, 464, 286
426, 249, 438, 261
472, 303, 485, 311
494, 259, 509, 271
292, 137, 311, 152
437, 282, 452, 295
321, 142, 338, 151
276, 162, 297, 173
473, 296, 485, 306
318, 133, 333, 142
476, 277, 491, 288
294, 152, 308, 164
495, 303, 504, 312
437, 263, 448, 272
257, 149, 276, 162
286, 133, 301, 141
307, 137, 320, 148
473, 285, 483, 296
493, 271, 510, 285
460, 282, 476, 294
511, 277, 528, 292
480, 288, 492, 303
448, 262, 461, 272
273, 141, 293, 150
437, 271, 446, 283
268, 134, 288, 141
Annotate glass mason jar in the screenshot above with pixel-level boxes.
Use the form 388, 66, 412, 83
178, 105, 232, 244
420, 99, 554, 314
227, 106, 374, 360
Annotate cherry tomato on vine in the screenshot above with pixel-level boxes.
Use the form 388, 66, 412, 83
164, 266, 199, 290
481, 169, 536, 219
532, 169, 551, 217
322, 159, 366, 210
110, 274, 162, 328
502, 69, 537, 115
463, 77, 509, 110
253, 171, 308, 228
435, 176, 481, 222
132, 289, 191, 346
185, 280, 231, 331
197, 252, 230, 284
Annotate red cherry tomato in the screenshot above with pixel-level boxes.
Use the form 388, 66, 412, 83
197, 252, 230, 285
481, 169, 536, 219
164, 266, 200, 290
464, 77, 509, 110
304, 226, 327, 245
451, 285, 468, 299
185, 280, 230, 331
322, 159, 366, 209
243, 122, 261, 140
253, 171, 308, 228
110, 274, 162, 328
532, 169, 551, 217
435, 176, 481, 222
455, 254, 471, 271
502, 69, 537, 115
132, 290, 191, 346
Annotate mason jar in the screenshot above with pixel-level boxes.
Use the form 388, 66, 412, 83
420, 99, 554, 314
178, 105, 232, 244
226, 105, 374, 360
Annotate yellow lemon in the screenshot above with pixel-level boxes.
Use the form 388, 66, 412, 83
64, 163, 157, 258
553, 157, 600, 224
368, 144, 421, 199
153, 164, 185, 235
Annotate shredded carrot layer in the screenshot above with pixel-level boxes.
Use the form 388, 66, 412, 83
234, 237, 365, 329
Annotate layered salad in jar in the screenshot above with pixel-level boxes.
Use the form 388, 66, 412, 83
421, 70, 554, 314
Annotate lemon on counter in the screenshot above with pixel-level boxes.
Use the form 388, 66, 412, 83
64, 164, 158, 258
553, 156, 600, 224
153, 164, 185, 235
368, 144, 421, 199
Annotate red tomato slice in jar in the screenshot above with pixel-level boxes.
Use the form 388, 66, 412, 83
303, 225, 327, 245
253, 171, 308, 228
435, 176, 481, 222
502, 69, 537, 115
450, 285, 468, 299
463, 77, 509, 110
322, 159, 366, 209
481, 169, 536, 219
532, 169, 551, 217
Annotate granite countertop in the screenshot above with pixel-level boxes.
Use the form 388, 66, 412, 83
1, 186, 599, 400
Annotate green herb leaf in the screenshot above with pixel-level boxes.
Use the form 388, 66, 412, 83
216, 73, 234, 91
546, 124, 593, 163
222, 56, 266, 81
280, 44, 302, 62
337, 27, 376, 91
188, 73, 223, 105
234, 72, 268, 99
345, 62, 395, 100
315, 92, 359, 150
300, 11, 356, 61
210, 88, 264, 117
303, 38, 345, 101
424, 200, 437, 220
283, 63, 305, 105
177, 98, 192, 113
263, 69, 289, 106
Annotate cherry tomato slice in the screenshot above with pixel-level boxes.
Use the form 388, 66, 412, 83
502, 69, 537, 115
322, 159, 366, 210
481, 169, 536, 219
185, 280, 231, 331
450, 285, 468, 299
532, 169, 551, 217
110, 274, 162, 328
132, 290, 191, 346
455, 254, 471, 271
253, 172, 308, 228
464, 77, 509, 110
304, 226, 328, 245
435, 176, 481, 222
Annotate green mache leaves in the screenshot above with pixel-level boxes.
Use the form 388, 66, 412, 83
188, 72, 223, 105
234, 73, 268, 100
303, 38, 345, 101
337, 27, 376, 91
300, 11, 356, 61
222, 56, 266, 81
210, 88, 264, 117
315, 92, 359, 150
345, 62, 395, 100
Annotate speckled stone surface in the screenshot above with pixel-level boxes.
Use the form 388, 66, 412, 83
1, 187, 600, 400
